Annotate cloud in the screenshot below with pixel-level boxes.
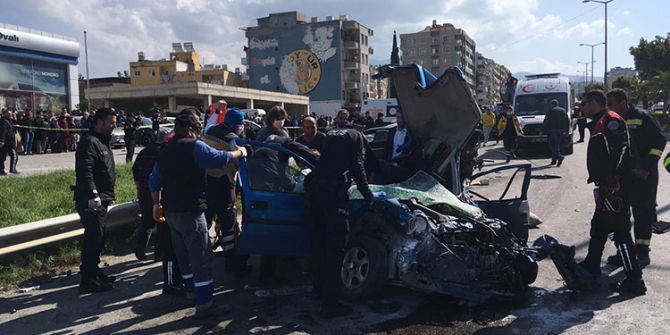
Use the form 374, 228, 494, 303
553, 19, 616, 40
510, 57, 582, 75
621, 9, 631, 16
616, 27, 633, 37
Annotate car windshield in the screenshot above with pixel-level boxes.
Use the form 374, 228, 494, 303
514, 93, 568, 116
349, 171, 484, 219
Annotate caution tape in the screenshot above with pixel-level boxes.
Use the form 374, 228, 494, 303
13, 125, 88, 132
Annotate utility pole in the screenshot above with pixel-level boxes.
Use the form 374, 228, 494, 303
84, 30, 91, 112
578, 61, 590, 84
582, 0, 614, 87
579, 42, 604, 84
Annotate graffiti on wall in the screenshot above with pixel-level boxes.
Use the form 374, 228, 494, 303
303, 26, 336, 62
260, 75, 270, 84
250, 38, 279, 50
279, 49, 321, 95
251, 57, 276, 67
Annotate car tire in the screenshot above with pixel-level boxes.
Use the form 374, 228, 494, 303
340, 234, 388, 301
140, 133, 153, 147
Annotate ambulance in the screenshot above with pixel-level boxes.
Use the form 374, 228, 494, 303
513, 73, 575, 154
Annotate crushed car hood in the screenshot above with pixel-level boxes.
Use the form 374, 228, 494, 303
349, 171, 484, 220
376, 65, 481, 167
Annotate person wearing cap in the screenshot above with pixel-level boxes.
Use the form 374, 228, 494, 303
132, 128, 185, 294
203, 108, 251, 276
149, 108, 247, 317
74, 108, 118, 293
306, 115, 374, 318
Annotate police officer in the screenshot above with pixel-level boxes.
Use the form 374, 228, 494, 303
605, 89, 666, 268
203, 108, 250, 275
149, 109, 246, 316
306, 116, 374, 318
74, 108, 117, 293
579, 90, 646, 295
123, 113, 138, 163
132, 128, 184, 294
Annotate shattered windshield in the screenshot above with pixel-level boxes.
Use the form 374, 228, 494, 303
349, 171, 484, 219
514, 93, 568, 116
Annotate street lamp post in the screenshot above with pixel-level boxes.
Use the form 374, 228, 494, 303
578, 61, 590, 84
582, 0, 614, 87
579, 42, 605, 84
84, 30, 91, 112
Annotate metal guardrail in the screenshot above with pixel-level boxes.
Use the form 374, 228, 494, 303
0, 202, 139, 256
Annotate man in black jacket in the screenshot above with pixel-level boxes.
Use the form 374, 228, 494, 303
74, 108, 117, 293
0, 109, 19, 175
605, 89, 667, 267
542, 99, 570, 166
123, 114, 138, 163
306, 118, 374, 318
579, 90, 645, 295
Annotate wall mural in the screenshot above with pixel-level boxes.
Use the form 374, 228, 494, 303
279, 49, 321, 94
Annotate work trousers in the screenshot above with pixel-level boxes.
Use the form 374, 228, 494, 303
631, 167, 659, 249
482, 125, 493, 143
583, 209, 642, 280
0, 145, 18, 173
308, 183, 349, 307
136, 192, 157, 256
164, 211, 214, 307
205, 180, 248, 271
125, 138, 135, 163
35, 138, 47, 154
157, 218, 182, 288
577, 119, 587, 141
78, 204, 110, 280
547, 131, 564, 161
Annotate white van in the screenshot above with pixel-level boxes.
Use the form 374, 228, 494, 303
362, 98, 400, 124
513, 73, 575, 154
241, 108, 266, 119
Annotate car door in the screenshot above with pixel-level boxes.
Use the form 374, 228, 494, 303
466, 164, 532, 242
235, 139, 314, 257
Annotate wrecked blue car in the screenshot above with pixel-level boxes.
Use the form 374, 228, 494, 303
232, 65, 583, 302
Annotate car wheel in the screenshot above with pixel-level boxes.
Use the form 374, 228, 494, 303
340, 235, 388, 301
141, 133, 153, 147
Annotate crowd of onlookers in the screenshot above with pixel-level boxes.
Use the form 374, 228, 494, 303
0, 107, 95, 155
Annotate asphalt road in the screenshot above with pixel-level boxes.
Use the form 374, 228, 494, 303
1, 140, 669, 334
1, 147, 132, 177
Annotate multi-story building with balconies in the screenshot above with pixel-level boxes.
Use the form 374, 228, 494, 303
399, 20, 476, 93
244, 11, 373, 116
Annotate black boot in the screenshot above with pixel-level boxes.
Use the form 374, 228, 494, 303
637, 246, 650, 268
609, 277, 646, 295
606, 252, 623, 268
95, 268, 116, 283
79, 277, 114, 293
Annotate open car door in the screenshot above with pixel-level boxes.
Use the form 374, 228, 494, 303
235, 140, 314, 257
466, 164, 532, 242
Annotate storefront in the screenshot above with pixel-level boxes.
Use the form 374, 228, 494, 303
0, 23, 80, 112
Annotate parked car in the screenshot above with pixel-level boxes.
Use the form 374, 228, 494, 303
110, 127, 125, 148
232, 65, 580, 302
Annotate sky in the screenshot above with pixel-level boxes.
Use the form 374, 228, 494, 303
2, 0, 667, 80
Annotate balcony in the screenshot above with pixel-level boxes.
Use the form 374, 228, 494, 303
369, 47, 374, 55
344, 41, 360, 49
241, 57, 247, 66
344, 61, 360, 70
345, 81, 360, 89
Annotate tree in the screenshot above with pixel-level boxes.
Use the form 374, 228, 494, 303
629, 33, 670, 81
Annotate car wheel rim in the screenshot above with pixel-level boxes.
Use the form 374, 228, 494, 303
341, 246, 370, 289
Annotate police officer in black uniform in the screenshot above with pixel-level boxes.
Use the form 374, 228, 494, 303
123, 113, 138, 163
579, 90, 646, 295
0, 109, 19, 175
74, 108, 118, 293
605, 89, 666, 268
306, 117, 374, 318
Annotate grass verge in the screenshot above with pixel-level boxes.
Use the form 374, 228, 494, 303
0, 164, 138, 291
0, 164, 136, 228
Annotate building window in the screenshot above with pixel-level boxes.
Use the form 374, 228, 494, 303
432, 58, 440, 66
432, 47, 439, 55
443, 35, 448, 42
133, 70, 141, 76
149, 69, 156, 76
432, 37, 439, 44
